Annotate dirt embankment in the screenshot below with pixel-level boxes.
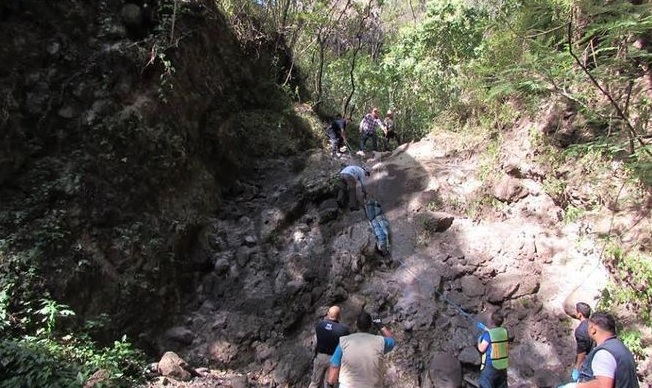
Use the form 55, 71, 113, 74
0, 0, 314, 346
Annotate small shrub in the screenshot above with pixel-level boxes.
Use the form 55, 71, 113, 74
0, 290, 145, 387
600, 245, 652, 326
619, 329, 644, 359
562, 205, 583, 224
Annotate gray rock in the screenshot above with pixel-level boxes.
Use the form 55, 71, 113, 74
458, 346, 479, 365
460, 275, 485, 298
121, 3, 143, 27
163, 326, 195, 347
157, 351, 192, 382
243, 235, 257, 247
214, 258, 230, 274
318, 199, 340, 223
534, 368, 563, 387
494, 175, 528, 203
426, 352, 462, 388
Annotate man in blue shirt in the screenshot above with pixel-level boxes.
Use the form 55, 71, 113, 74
477, 311, 509, 388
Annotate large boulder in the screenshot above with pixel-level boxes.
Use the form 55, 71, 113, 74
158, 351, 193, 382
424, 352, 463, 388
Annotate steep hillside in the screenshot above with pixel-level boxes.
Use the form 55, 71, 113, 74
138, 119, 651, 387
0, 0, 317, 346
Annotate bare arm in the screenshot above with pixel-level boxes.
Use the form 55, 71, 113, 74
326, 366, 339, 385
574, 352, 587, 369
478, 339, 489, 353
380, 326, 394, 338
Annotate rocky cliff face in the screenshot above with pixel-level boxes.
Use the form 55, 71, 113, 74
145, 132, 650, 387
0, 0, 315, 344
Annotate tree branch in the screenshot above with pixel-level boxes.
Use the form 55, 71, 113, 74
567, 18, 652, 156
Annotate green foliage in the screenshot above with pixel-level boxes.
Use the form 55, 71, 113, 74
628, 145, 652, 186
562, 205, 583, 224
378, 0, 489, 136
619, 329, 645, 359
600, 245, 652, 326
0, 335, 144, 388
0, 290, 144, 387
35, 299, 75, 338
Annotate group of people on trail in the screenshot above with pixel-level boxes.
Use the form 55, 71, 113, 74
309, 301, 640, 388
322, 108, 640, 388
327, 107, 399, 157
359, 107, 399, 154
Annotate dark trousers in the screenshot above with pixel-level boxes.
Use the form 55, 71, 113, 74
479, 363, 507, 388
359, 131, 377, 152
328, 133, 343, 155
339, 173, 363, 210
381, 130, 399, 151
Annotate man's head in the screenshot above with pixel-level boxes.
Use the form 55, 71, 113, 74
386, 109, 393, 117
326, 305, 341, 321
575, 302, 591, 320
372, 107, 379, 118
588, 311, 617, 341
357, 311, 373, 332
490, 310, 504, 327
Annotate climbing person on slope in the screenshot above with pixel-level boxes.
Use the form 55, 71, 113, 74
326, 311, 396, 388
477, 310, 509, 388
309, 306, 350, 388
337, 165, 370, 211
359, 107, 386, 153
327, 114, 348, 157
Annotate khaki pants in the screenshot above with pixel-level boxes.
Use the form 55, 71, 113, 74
340, 173, 364, 210
308, 353, 332, 388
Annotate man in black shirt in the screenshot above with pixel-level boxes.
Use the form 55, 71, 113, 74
309, 306, 350, 388
573, 302, 593, 381
327, 114, 347, 157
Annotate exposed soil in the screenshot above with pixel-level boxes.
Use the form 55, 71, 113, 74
143, 125, 651, 387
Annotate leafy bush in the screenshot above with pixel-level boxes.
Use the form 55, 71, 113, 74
600, 245, 652, 326
0, 291, 144, 387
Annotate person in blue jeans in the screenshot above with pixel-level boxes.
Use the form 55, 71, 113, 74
359, 107, 386, 152
477, 311, 509, 388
